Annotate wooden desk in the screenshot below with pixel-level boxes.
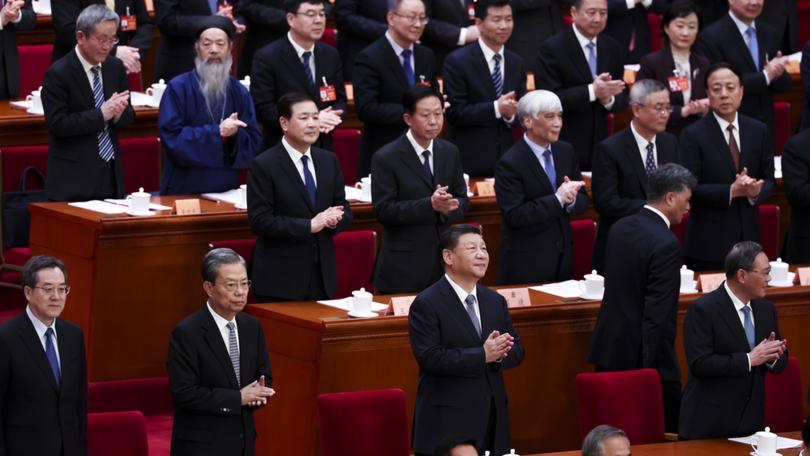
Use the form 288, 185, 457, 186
245, 286, 810, 455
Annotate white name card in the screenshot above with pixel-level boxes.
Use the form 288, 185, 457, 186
699, 273, 726, 293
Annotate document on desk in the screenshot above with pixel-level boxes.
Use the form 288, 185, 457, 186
201, 189, 241, 206
530, 280, 583, 298
68, 200, 128, 214
103, 199, 172, 211
317, 298, 388, 312
728, 435, 802, 449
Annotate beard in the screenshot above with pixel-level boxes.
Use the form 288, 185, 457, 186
195, 54, 232, 120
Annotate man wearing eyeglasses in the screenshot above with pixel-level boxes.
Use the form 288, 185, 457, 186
591, 79, 680, 273
167, 248, 275, 456
0, 255, 87, 456
42, 4, 134, 202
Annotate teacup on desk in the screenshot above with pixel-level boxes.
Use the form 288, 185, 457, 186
355, 176, 371, 201
351, 287, 373, 314
750, 427, 778, 456
583, 270, 604, 297
146, 79, 167, 106
680, 265, 695, 290
26, 87, 43, 113
236, 184, 247, 209
127, 187, 151, 213
769, 257, 789, 284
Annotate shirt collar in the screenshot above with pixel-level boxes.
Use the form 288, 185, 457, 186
406, 129, 433, 155
572, 23, 597, 49
26, 305, 56, 340
282, 136, 313, 162
385, 30, 413, 57
287, 32, 315, 58
712, 111, 739, 134
642, 204, 671, 228
630, 121, 656, 155
724, 281, 751, 312
477, 37, 503, 63
523, 133, 552, 162
728, 10, 756, 35
445, 273, 478, 305
206, 301, 236, 330
75, 45, 100, 74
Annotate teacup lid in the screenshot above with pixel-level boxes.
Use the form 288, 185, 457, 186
757, 426, 776, 437
681, 265, 693, 273
584, 270, 604, 282
154, 79, 167, 87
501, 450, 519, 456
769, 257, 787, 266
132, 186, 150, 197
352, 287, 372, 298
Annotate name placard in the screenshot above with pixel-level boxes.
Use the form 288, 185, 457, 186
797, 267, 810, 286
699, 273, 726, 293
389, 295, 417, 316
174, 199, 201, 215
497, 288, 531, 308
476, 181, 495, 197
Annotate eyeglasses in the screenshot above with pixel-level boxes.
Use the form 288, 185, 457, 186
640, 103, 674, 115
748, 268, 772, 278
91, 35, 120, 46
218, 280, 252, 293
393, 12, 429, 25
33, 286, 71, 296
296, 10, 326, 19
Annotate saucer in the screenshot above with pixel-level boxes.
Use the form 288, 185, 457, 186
147, 100, 161, 108
347, 310, 377, 318
234, 203, 247, 210
126, 209, 156, 217
27, 107, 44, 116
467, 191, 475, 197
769, 272, 795, 288
680, 287, 700, 294
750, 452, 781, 456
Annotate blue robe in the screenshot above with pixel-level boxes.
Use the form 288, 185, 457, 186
159, 71, 263, 195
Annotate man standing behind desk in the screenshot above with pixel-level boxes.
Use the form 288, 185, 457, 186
679, 241, 788, 440
371, 85, 468, 294
587, 163, 695, 433
410, 224, 524, 456
0, 256, 87, 456
159, 21, 262, 195
43, 4, 134, 202
248, 92, 352, 302
168, 248, 275, 456
0, 0, 35, 100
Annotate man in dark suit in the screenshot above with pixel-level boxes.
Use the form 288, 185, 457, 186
696, 0, 792, 147
0, 0, 35, 100
251, 0, 347, 150
679, 241, 788, 440
167, 248, 275, 456
591, 79, 680, 272
371, 86, 468, 294
52, 0, 153, 74
680, 63, 775, 271
0, 255, 87, 456
781, 128, 810, 263
247, 92, 352, 302
758, 0, 798, 54
42, 4, 134, 202
353, 0, 437, 178
333, 0, 387, 80
505, 0, 565, 64
495, 90, 588, 285
443, 0, 527, 177
535, 0, 628, 170
421, 0, 479, 71
409, 224, 524, 456
603, 0, 667, 64
237, 0, 285, 77
588, 163, 695, 433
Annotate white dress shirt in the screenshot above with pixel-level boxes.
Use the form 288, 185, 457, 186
206, 301, 240, 354
630, 120, 658, 167
571, 24, 615, 109
523, 133, 572, 209
287, 32, 317, 84
642, 204, 670, 228
282, 137, 318, 186
477, 38, 513, 122
445, 273, 481, 325
75, 46, 103, 92
26, 305, 61, 368
406, 129, 434, 174
723, 281, 755, 371
385, 31, 415, 67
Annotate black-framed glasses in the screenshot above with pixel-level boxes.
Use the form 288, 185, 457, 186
218, 280, 252, 292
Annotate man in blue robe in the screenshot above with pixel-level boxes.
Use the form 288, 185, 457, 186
159, 20, 262, 196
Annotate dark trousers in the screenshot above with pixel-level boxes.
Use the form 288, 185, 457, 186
96, 159, 118, 200
685, 257, 724, 273
254, 259, 328, 303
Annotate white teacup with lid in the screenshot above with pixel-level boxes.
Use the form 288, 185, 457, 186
680, 265, 695, 291
501, 450, 520, 456
26, 86, 43, 113
127, 187, 151, 214
355, 176, 371, 201
351, 287, 373, 315
235, 184, 247, 209
146, 79, 167, 106
583, 270, 604, 297
750, 426, 778, 455
769, 258, 789, 284
240, 75, 251, 90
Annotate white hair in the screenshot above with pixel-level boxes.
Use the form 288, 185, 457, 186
517, 90, 563, 122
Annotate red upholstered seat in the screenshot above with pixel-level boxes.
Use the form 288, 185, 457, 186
88, 411, 149, 456
209, 239, 257, 302
800, 4, 810, 52
17, 44, 52, 98
320, 27, 337, 48
759, 204, 779, 260
647, 13, 662, 52
576, 368, 665, 444
765, 356, 804, 433
333, 230, 375, 298
317, 388, 409, 456
120, 137, 161, 193
0, 308, 19, 324
127, 72, 143, 92
774, 101, 790, 156
333, 129, 361, 186
571, 219, 596, 280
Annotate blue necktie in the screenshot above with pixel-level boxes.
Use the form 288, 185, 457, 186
741, 306, 755, 350
422, 150, 433, 182
401, 49, 415, 87
208, 0, 217, 13
464, 294, 482, 337
301, 155, 317, 208
586, 42, 597, 78
645, 142, 656, 175
45, 327, 61, 385
302, 51, 316, 94
226, 322, 241, 387
543, 149, 556, 187
492, 54, 503, 97
91, 66, 115, 162
746, 27, 760, 71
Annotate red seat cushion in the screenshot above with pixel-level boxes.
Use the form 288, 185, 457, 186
17, 45, 53, 98
119, 137, 160, 193
571, 219, 596, 280
647, 13, 662, 52
320, 27, 337, 48
127, 72, 143, 92
1, 146, 48, 193
0, 308, 19, 324
765, 356, 804, 433
334, 230, 375, 298
88, 411, 149, 456
332, 129, 361, 186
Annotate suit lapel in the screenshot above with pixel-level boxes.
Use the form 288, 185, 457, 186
397, 136, 434, 190
566, 28, 593, 82
521, 139, 554, 192
16, 314, 59, 392
282, 39, 316, 97
470, 44, 497, 99
275, 146, 316, 213
705, 114, 738, 176
724, 16, 758, 72
715, 286, 753, 352
69, 52, 95, 110
236, 313, 255, 387
476, 284, 496, 339
312, 149, 332, 211
662, 47, 685, 106
439, 277, 482, 342
624, 128, 649, 194
383, 40, 409, 88
751, 300, 771, 343
201, 310, 240, 389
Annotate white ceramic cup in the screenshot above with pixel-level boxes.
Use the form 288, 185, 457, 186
583, 270, 604, 296
750, 427, 778, 455
240, 75, 251, 90
38, 0, 51, 10
127, 187, 151, 213
680, 265, 695, 290
237, 184, 247, 209
146, 79, 166, 105
354, 176, 371, 201
352, 288, 373, 314
463, 173, 470, 193
26, 88, 43, 113
769, 258, 789, 284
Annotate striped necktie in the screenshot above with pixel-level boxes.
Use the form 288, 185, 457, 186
492, 54, 503, 97
91, 66, 115, 162
226, 322, 241, 387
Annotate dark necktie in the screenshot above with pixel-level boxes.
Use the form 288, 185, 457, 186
401, 49, 415, 87
727, 124, 741, 171
543, 149, 556, 187
492, 54, 503, 97
645, 142, 656, 175
746, 27, 760, 71
301, 155, 317, 208
45, 327, 61, 385
91, 66, 114, 162
302, 51, 316, 94
422, 150, 433, 182
226, 322, 241, 387
741, 306, 755, 350
464, 294, 482, 337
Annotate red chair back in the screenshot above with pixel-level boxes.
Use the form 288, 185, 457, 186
127, 72, 143, 92
88, 411, 149, 456
88, 377, 173, 417
576, 369, 665, 444
320, 27, 338, 47
571, 219, 596, 280
799, 4, 810, 49
1, 145, 48, 193
332, 129, 361, 185
765, 356, 804, 433
759, 204, 779, 260
120, 137, 160, 193
317, 388, 410, 456
647, 13, 662, 52
774, 101, 790, 156
18, 45, 53, 98
209, 239, 257, 302
334, 230, 375, 298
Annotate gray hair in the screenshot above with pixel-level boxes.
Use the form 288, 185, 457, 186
76, 4, 120, 35
202, 248, 246, 283
387, 0, 423, 12
21, 255, 68, 289
630, 79, 668, 106
582, 425, 627, 456
517, 90, 563, 122
647, 163, 696, 203
724, 241, 765, 279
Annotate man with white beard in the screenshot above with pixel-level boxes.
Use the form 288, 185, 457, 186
158, 20, 262, 195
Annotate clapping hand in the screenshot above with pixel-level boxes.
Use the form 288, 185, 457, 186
220, 113, 247, 138
240, 375, 276, 407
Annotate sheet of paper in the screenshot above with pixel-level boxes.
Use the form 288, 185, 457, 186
33, 1, 51, 15
344, 186, 370, 202
530, 280, 583, 298
104, 199, 172, 210
774, 156, 782, 180
787, 51, 802, 62
201, 189, 241, 206
317, 297, 388, 312
728, 435, 802, 449
68, 200, 127, 214
130, 91, 155, 107
10, 100, 29, 110
624, 64, 641, 72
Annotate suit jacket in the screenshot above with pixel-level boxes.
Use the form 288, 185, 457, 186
353, 36, 438, 178
370, 135, 469, 294
781, 129, 810, 263
236, 0, 285, 77
167, 307, 272, 456
333, 0, 388, 81
250, 37, 348, 150
679, 286, 788, 440
604, 0, 667, 63
591, 126, 679, 272
52, 0, 153, 62
680, 112, 775, 264
637, 47, 711, 136
696, 14, 792, 146
495, 138, 588, 285
422, 0, 471, 71
154, 0, 233, 81
42, 51, 134, 201
443, 42, 527, 177
758, 0, 798, 53
0, 311, 87, 456
0, 0, 35, 99
247, 143, 352, 300
505, 0, 565, 64
535, 26, 629, 170
587, 208, 682, 381
694, 0, 727, 27
409, 277, 524, 455
800, 40, 810, 131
